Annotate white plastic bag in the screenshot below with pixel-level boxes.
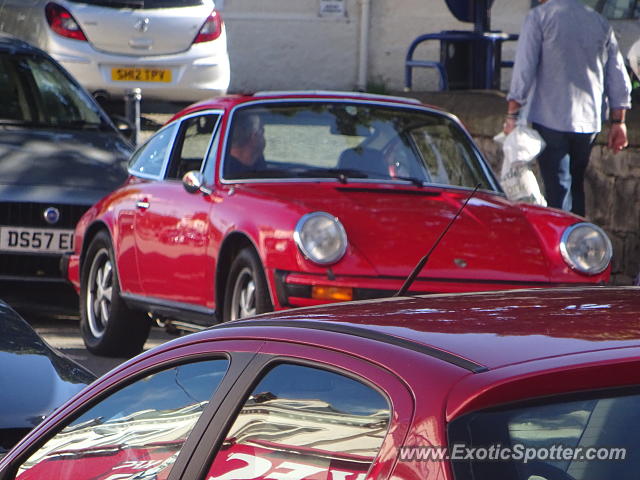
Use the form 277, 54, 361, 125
494, 126, 547, 206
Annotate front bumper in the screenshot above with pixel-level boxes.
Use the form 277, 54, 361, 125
61, 253, 81, 293
272, 270, 600, 309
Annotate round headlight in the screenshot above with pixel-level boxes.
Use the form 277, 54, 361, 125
560, 222, 612, 275
294, 212, 347, 265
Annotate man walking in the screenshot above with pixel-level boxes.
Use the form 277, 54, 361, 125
504, 0, 631, 216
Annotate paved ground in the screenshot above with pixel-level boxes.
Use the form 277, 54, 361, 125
23, 306, 176, 377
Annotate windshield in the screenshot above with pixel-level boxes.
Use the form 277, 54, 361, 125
0, 53, 106, 129
221, 101, 495, 190
448, 389, 640, 480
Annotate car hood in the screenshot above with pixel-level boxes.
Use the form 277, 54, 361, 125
243, 183, 553, 282
0, 304, 95, 435
0, 129, 131, 204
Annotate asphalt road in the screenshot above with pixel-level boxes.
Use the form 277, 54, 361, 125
12, 290, 176, 378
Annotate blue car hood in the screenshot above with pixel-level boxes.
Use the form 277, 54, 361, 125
0, 128, 131, 204
0, 303, 95, 435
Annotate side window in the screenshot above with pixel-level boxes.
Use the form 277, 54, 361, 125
207, 363, 390, 480
15, 359, 229, 480
202, 127, 221, 185
166, 114, 219, 180
129, 122, 178, 178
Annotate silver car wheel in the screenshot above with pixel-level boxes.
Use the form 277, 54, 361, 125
86, 247, 113, 339
229, 266, 256, 320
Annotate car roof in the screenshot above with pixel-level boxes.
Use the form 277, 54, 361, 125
214, 286, 640, 371
173, 90, 441, 121
0, 34, 44, 55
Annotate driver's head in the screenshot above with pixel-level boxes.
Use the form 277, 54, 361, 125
231, 112, 265, 160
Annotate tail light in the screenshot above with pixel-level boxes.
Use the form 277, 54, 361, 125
45, 3, 87, 41
193, 10, 222, 43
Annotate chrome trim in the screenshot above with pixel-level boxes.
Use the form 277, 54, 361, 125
43, 206, 60, 225
214, 176, 503, 196
128, 109, 224, 181
559, 222, 613, 275
120, 291, 217, 326
252, 90, 422, 104
293, 212, 348, 265
217, 97, 501, 192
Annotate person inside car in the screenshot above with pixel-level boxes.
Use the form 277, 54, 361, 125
224, 112, 267, 178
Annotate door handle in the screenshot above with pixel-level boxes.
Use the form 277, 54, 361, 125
136, 200, 150, 210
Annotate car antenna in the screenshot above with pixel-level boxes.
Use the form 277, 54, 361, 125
394, 184, 480, 297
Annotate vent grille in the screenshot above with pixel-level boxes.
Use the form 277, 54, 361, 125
0, 253, 63, 279
0, 202, 88, 229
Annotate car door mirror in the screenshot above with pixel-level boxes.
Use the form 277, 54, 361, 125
183, 170, 212, 195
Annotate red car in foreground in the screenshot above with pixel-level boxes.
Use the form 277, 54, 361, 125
2, 287, 640, 480
64, 91, 613, 356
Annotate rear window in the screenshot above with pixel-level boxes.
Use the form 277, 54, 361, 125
68, 0, 202, 8
448, 389, 640, 480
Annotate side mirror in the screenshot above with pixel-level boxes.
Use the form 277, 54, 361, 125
182, 170, 212, 195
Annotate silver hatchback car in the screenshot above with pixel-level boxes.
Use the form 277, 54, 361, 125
0, 0, 230, 102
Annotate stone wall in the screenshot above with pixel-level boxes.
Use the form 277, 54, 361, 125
401, 90, 640, 285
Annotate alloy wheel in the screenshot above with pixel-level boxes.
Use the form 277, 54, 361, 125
86, 247, 113, 338
229, 266, 256, 320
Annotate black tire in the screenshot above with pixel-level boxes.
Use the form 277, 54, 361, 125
79, 231, 151, 357
222, 248, 273, 322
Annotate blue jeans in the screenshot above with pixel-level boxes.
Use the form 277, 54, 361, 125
532, 123, 597, 217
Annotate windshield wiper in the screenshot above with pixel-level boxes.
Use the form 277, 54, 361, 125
52, 120, 108, 131
392, 175, 425, 187
298, 168, 369, 184
226, 168, 297, 180
0, 119, 49, 127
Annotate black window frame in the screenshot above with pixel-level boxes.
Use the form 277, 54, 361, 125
187, 352, 403, 480
1, 349, 262, 480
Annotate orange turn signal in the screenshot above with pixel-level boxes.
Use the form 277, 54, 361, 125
311, 285, 353, 302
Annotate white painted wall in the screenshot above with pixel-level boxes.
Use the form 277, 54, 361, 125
219, 0, 639, 93
220, 0, 531, 93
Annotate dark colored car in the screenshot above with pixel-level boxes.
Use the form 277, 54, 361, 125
1, 286, 640, 480
0, 35, 132, 292
66, 91, 613, 357
0, 300, 95, 457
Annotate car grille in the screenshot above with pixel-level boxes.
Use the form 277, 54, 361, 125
0, 202, 89, 280
0, 254, 65, 279
0, 202, 87, 229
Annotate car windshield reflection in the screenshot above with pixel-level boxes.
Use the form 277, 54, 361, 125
222, 102, 493, 190
0, 53, 106, 130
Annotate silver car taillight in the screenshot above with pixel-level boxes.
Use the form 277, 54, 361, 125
193, 10, 223, 44
45, 3, 87, 41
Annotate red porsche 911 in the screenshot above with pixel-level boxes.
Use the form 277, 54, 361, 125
64, 91, 613, 356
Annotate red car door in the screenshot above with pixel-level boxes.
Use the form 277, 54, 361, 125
186, 338, 419, 480
134, 113, 220, 307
